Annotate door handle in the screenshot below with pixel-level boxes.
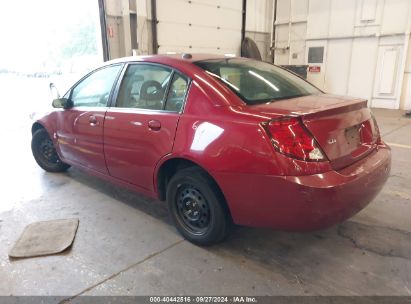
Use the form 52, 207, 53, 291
89, 115, 98, 125
148, 120, 161, 131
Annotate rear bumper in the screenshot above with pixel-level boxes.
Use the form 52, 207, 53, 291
213, 144, 391, 231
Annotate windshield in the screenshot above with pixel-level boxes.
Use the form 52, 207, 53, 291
194, 58, 320, 105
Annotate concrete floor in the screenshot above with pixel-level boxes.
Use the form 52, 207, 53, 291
0, 75, 411, 297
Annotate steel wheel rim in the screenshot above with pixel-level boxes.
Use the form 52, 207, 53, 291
176, 184, 210, 235
39, 138, 60, 164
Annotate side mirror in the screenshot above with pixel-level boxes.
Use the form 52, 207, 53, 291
49, 82, 60, 99
52, 98, 73, 109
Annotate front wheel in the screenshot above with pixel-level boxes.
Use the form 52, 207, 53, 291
167, 167, 231, 245
31, 128, 70, 172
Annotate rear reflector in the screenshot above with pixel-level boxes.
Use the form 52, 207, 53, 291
263, 117, 326, 162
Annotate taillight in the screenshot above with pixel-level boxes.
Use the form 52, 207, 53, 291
263, 117, 326, 161
360, 120, 374, 144
370, 113, 381, 143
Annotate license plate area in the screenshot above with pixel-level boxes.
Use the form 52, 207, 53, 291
345, 125, 361, 149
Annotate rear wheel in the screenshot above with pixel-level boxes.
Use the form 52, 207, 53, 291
167, 167, 230, 245
31, 128, 70, 172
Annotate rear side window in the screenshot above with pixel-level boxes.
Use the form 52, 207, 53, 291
194, 59, 320, 105
116, 64, 172, 110
165, 73, 189, 112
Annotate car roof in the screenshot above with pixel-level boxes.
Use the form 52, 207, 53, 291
97, 53, 248, 86
103, 53, 232, 66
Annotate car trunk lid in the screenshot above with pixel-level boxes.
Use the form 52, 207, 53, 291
248, 94, 379, 170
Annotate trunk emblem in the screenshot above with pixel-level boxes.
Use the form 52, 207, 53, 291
328, 138, 337, 144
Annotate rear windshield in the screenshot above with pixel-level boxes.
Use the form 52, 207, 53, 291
194, 58, 320, 105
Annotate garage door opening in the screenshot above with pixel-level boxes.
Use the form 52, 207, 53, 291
0, 0, 103, 122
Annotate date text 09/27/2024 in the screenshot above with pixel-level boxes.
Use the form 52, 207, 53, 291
149, 296, 257, 303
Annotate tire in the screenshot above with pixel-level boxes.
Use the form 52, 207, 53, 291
31, 128, 70, 172
167, 167, 231, 245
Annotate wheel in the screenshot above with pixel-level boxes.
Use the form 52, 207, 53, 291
167, 167, 231, 245
31, 128, 70, 172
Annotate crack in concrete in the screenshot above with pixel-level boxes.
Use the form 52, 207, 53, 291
337, 222, 411, 260
59, 239, 185, 303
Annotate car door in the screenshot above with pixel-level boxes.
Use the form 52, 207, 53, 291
104, 63, 190, 191
55, 64, 123, 173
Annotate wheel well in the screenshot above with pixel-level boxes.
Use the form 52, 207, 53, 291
157, 158, 227, 205
157, 158, 232, 221
157, 158, 197, 201
31, 122, 45, 134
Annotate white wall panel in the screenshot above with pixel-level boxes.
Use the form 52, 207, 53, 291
289, 23, 306, 65
306, 0, 330, 39
276, 0, 291, 23
274, 51, 290, 65
324, 39, 351, 94
275, 24, 289, 44
291, 0, 308, 22
290, 22, 306, 41
400, 36, 411, 110
354, 0, 383, 33
347, 38, 378, 101
157, 23, 239, 52
372, 44, 404, 108
400, 73, 411, 110
360, 0, 378, 21
379, 48, 399, 94
246, 0, 273, 32
136, 0, 148, 17
329, 0, 356, 37
274, 0, 411, 109
289, 41, 306, 65
157, 0, 241, 29
274, 24, 290, 65
156, 0, 242, 55
380, 0, 410, 34
371, 37, 407, 109
374, 45, 402, 97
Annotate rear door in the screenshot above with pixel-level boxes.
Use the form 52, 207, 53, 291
56, 64, 123, 173
104, 63, 190, 191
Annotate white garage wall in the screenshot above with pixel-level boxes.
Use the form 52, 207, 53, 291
274, 0, 411, 110
306, 0, 330, 39
156, 0, 242, 55
133, 0, 274, 59
347, 38, 378, 100
400, 36, 411, 110
245, 0, 273, 61
328, 0, 356, 38
246, 0, 272, 33
324, 39, 352, 95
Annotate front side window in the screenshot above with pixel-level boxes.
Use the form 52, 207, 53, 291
117, 64, 173, 110
194, 58, 320, 105
70, 64, 122, 107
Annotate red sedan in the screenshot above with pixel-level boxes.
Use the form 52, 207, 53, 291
31, 54, 391, 245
